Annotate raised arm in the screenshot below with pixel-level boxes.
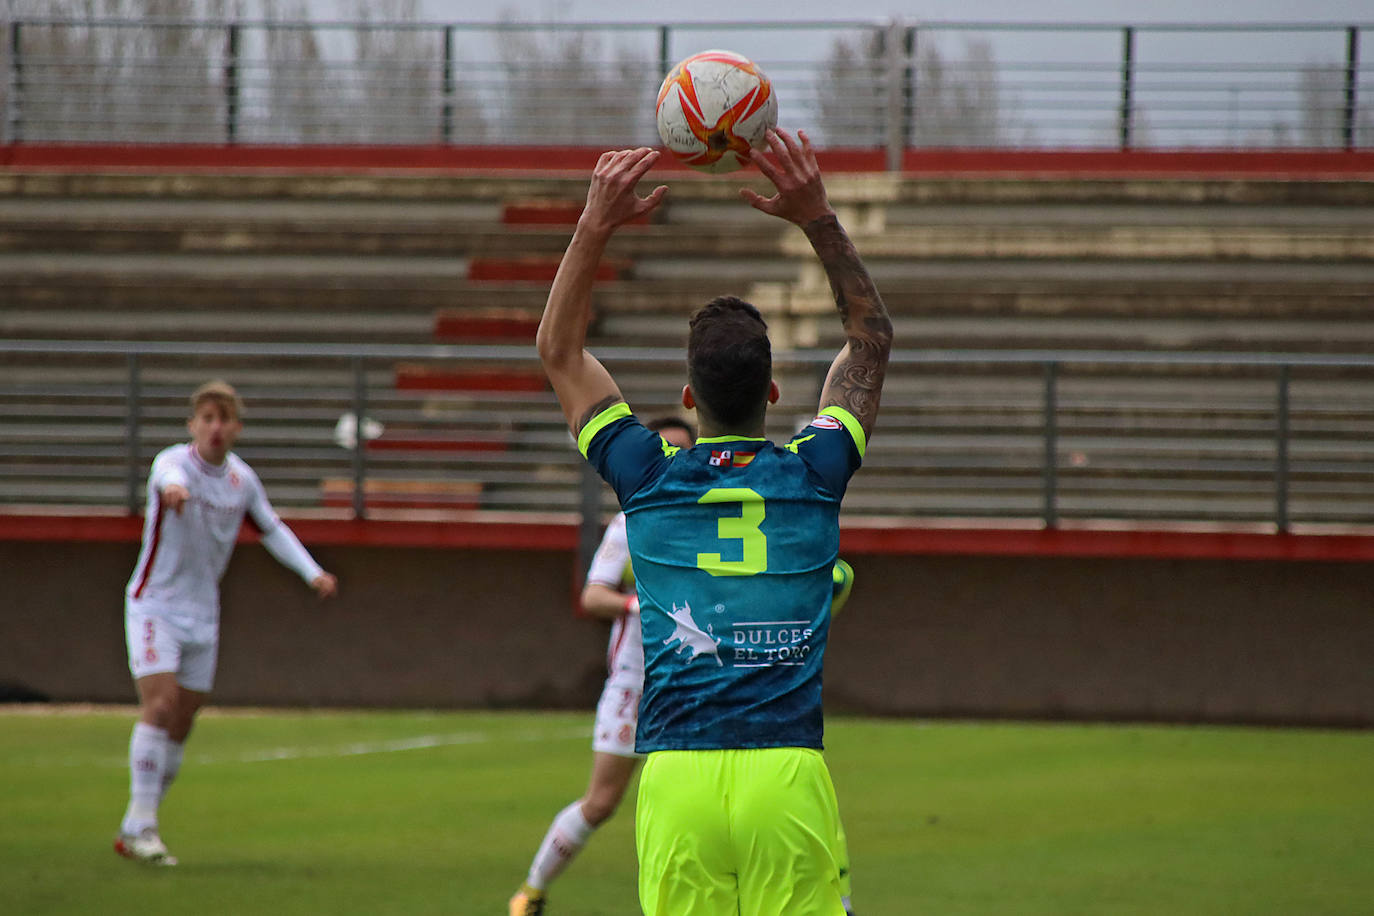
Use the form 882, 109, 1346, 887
537, 147, 668, 436
742, 129, 893, 441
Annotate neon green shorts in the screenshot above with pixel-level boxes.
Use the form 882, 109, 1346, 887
635, 747, 848, 916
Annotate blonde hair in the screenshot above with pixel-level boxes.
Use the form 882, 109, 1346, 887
190, 379, 244, 419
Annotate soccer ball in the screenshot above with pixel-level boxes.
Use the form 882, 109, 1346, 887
655, 49, 778, 174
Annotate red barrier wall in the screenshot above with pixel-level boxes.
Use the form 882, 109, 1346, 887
4, 513, 1372, 562
1, 514, 1370, 725
4, 144, 1374, 177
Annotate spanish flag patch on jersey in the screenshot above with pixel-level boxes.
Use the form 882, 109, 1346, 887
709, 449, 755, 468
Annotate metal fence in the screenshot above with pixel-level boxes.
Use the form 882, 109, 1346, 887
2, 340, 1373, 536
1, 18, 1370, 162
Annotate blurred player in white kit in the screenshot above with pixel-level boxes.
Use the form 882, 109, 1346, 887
510, 417, 695, 915
115, 380, 338, 866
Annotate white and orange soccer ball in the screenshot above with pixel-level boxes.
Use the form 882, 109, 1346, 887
655, 49, 778, 174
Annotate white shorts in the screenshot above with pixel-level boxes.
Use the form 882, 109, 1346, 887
591, 678, 642, 757
125, 606, 219, 693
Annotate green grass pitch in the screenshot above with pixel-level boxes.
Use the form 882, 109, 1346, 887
3, 707, 1372, 915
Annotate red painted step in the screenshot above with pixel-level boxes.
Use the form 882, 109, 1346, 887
467, 256, 624, 283
501, 200, 653, 226
502, 200, 584, 225
395, 363, 547, 393
432, 308, 542, 341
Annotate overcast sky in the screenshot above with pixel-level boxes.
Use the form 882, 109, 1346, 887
10, 0, 1365, 146
8, 0, 1370, 23
412, 0, 1372, 24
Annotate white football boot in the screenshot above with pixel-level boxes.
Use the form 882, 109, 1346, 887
114, 827, 178, 866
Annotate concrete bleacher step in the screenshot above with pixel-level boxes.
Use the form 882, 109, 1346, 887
319, 477, 483, 511
0, 308, 436, 343
603, 313, 1374, 354
6, 256, 1368, 321
840, 468, 1374, 516
0, 217, 584, 257
5, 198, 1372, 263
466, 257, 626, 283
0, 264, 475, 311
788, 225, 1374, 262
365, 431, 510, 453
882, 407, 1374, 439
0, 213, 787, 260
865, 280, 1374, 319
393, 363, 548, 394
4, 171, 1373, 207
596, 280, 1373, 320
0, 268, 667, 312
502, 200, 584, 225
850, 319, 1374, 354
432, 308, 543, 341
2, 168, 1372, 526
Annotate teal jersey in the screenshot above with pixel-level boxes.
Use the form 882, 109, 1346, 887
580, 403, 866, 752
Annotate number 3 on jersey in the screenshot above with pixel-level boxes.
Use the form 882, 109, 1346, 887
696, 487, 767, 576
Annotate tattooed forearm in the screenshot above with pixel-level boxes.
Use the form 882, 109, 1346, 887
804, 215, 893, 437
827, 335, 888, 404
803, 214, 886, 326
821, 335, 891, 439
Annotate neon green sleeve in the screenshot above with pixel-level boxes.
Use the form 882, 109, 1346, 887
819, 406, 867, 459
577, 402, 632, 458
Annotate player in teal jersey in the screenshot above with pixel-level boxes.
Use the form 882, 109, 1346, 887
536, 129, 892, 916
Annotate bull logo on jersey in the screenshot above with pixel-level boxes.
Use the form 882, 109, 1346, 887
663, 601, 722, 666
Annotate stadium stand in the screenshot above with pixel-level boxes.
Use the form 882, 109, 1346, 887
0, 169, 1372, 525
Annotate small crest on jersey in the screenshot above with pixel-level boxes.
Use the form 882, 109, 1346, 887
731, 452, 755, 468
811, 415, 843, 430
709, 449, 732, 467
228, 471, 242, 488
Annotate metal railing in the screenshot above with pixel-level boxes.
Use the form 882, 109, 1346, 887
2, 340, 1373, 537
1, 18, 1370, 161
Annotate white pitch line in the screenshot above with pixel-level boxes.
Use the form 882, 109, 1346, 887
22, 725, 591, 769
202, 730, 497, 764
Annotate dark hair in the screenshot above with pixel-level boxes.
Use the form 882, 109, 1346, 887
646, 415, 696, 440
686, 296, 771, 429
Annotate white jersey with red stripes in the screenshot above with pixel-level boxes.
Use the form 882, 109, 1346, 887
585, 512, 644, 689
126, 443, 323, 623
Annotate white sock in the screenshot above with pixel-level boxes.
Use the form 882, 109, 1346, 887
121, 723, 168, 835
160, 739, 185, 802
525, 801, 596, 891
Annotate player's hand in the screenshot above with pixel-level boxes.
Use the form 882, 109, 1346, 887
579, 147, 668, 237
161, 484, 190, 514
740, 128, 834, 227
311, 572, 338, 600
